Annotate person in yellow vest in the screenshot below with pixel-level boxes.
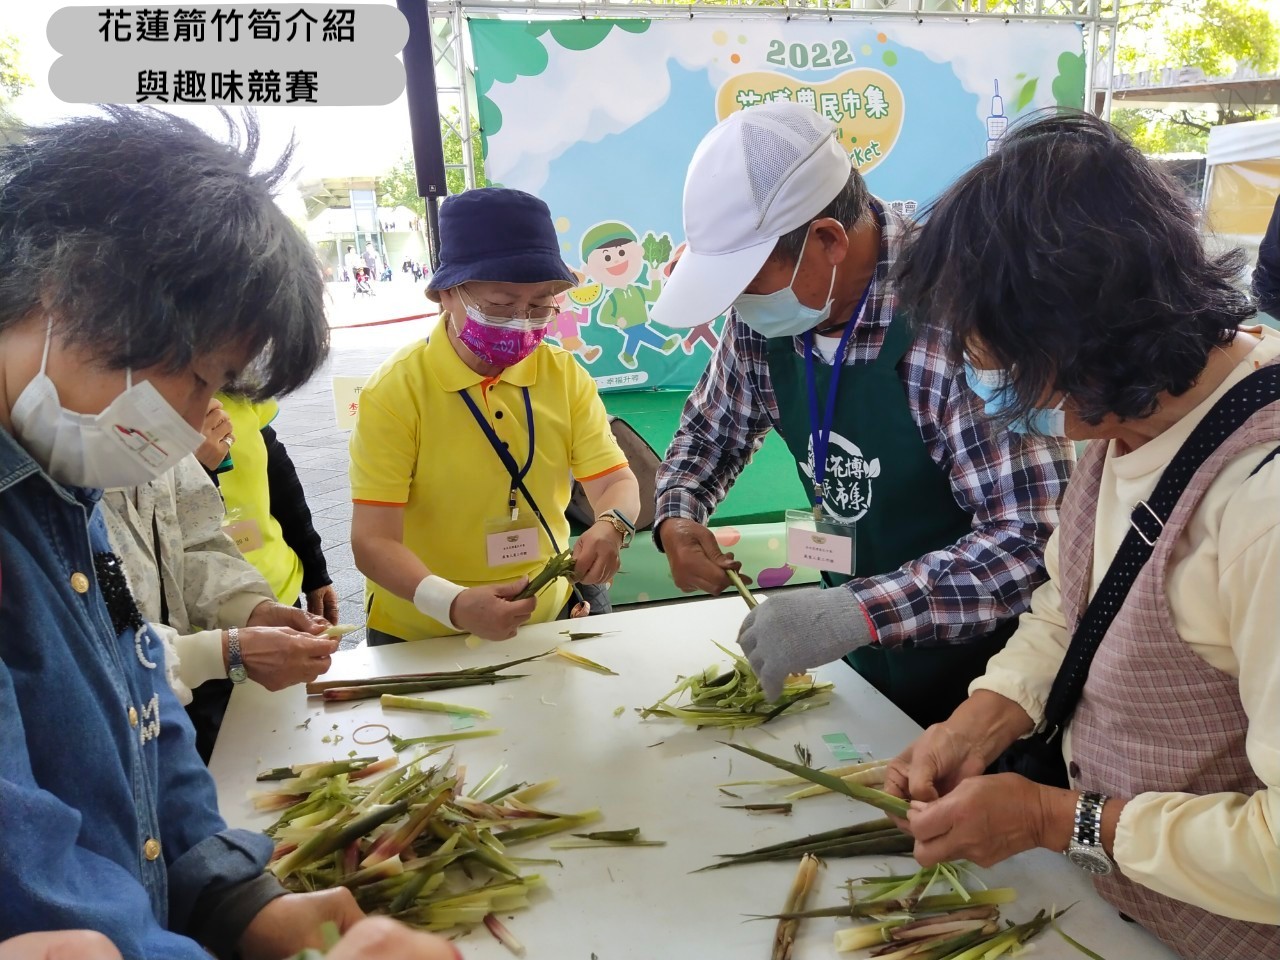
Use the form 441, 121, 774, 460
194, 394, 338, 623
349, 188, 641, 644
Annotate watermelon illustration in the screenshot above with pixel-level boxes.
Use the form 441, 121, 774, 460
713, 526, 741, 548
567, 281, 603, 306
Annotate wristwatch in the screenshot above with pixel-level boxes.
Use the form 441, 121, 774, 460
227, 626, 248, 684
1065, 790, 1112, 876
596, 508, 635, 548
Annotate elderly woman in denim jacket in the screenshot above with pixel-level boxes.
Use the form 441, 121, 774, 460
0, 109, 458, 960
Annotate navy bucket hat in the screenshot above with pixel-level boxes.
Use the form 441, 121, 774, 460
426, 187, 576, 301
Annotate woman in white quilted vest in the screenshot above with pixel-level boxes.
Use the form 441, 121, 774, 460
882, 110, 1279, 959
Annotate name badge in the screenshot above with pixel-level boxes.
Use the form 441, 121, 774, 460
785, 508, 854, 576
484, 516, 540, 568
224, 518, 265, 554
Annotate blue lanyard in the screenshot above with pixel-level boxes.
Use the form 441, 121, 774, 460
459, 383, 588, 609
459, 386, 555, 544
802, 280, 875, 516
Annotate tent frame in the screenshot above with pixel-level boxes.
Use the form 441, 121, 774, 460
426, 0, 1118, 193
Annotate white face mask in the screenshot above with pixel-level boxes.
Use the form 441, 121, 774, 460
733, 231, 837, 338
10, 321, 205, 489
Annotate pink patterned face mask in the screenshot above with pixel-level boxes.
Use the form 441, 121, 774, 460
454, 293, 551, 367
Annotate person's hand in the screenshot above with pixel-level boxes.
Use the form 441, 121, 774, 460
194, 397, 235, 471
450, 579, 537, 641
248, 599, 329, 634
306, 585, 340, 625
0, 931, 122, 960
239, 889, 364, 960
572, 521, 622, 585
903, 773, 1070, 869
883, 721, 992, 808
660, 518, 745, 595
737, 586, 871, 700
325, 917, 462, 960
229, 627, 340, 691
882, 692, 1036, 809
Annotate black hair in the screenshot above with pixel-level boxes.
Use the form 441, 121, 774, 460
894, 109, 1253, 427
0, 107, 329, 400
772, 169, 872, 263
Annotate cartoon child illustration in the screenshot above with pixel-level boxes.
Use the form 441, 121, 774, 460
546, 269, 603, 364
581, 222, 680, 369
664, 243, 721, 356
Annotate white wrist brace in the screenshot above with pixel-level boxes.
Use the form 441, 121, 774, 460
413, 575, 465, 629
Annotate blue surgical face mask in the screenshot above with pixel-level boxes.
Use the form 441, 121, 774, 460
733, 232, 836, 338
963, 356, 1067, 436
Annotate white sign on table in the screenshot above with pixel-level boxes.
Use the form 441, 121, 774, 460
210, 597, 1179, 960
332, 375, 368, 431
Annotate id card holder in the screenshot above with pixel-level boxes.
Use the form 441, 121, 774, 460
484, 514, 540, 569
222, 507, 265, 554
785, 508, 854, 576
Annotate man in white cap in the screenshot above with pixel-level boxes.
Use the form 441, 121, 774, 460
651, 102, 1074, 726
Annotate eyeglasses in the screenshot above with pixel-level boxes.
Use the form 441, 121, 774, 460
463, 287, 559, 322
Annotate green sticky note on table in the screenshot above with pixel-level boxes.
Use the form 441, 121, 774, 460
449, 712, 477, 731
822, 732, 863, 762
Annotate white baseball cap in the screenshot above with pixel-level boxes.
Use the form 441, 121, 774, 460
651, 101, 853, 330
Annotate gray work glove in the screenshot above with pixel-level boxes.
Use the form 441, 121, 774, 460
737, 586, 873, 701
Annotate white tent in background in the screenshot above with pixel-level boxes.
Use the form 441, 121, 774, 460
1203, 118, 1280, 250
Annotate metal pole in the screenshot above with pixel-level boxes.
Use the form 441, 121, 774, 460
1101, 21, 1117, 119
1083, 18, 1097, 113
452, 0, 478, 190
425, 194, 442, 272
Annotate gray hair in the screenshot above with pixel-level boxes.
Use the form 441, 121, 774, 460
0, 107, 329, 399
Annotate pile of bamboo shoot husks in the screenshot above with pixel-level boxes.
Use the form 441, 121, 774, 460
252, 751, 598, 953
757, 859, 1088, 960
640, 643, 833, 729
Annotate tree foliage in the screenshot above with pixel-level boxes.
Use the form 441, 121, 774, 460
377, 109, 488, 217
1112, 106, 1219, 153
1116, 0, 1279, 77
0, 34, 31, 103
1111, 0, 1278, 152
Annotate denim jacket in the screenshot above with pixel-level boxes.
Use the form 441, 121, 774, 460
0, 427, 275, 958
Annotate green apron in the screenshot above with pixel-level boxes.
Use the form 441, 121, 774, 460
766, 311, 1013, 727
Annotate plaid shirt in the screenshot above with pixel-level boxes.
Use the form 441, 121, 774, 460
655, 202, 1074, 648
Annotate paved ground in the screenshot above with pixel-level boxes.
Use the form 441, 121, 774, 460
273, 285, 438, 650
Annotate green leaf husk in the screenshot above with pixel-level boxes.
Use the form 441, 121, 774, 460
389, 729, 502, 751
1053, 916, 1107, 959
722, 742, 911, 818
695, 820, 912, 872
306, 650, 554, 696
641, 644, 832, 729
514, 550, 578, 600
321, 675, 522, 701
555, 647, 618, 676
574, 827, 641, 841
726, 568, 759, 609
756, 889, 1019, 921
379, 695, 491, 717
723, 802, 793, 814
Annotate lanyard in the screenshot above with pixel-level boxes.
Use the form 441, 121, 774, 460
459, 386, 562, 553
802, 280, 875, 517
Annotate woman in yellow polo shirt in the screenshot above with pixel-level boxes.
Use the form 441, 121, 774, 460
349, 188, 641, 644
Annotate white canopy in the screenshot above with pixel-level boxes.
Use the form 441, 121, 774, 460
1206, 118, 1280, 167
